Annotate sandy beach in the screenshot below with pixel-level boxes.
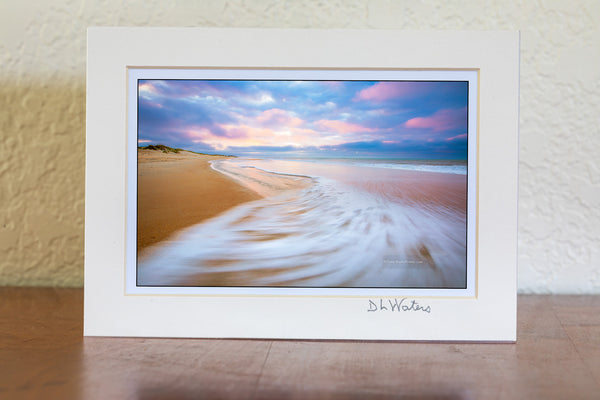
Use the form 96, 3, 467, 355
137, 149, 262, 252
137, 157, 469, 288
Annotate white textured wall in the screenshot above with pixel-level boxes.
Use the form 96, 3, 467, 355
0, 0, 598, 292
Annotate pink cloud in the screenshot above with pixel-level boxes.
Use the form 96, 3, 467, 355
255, 108, 303, 128
184, 119, 345, 151
355, 82, 424, 102
138, 82, 156, 95
183, 127, 215, 140
404, 108, 467, 132
446, 133, 468, 141
193, 123, 322, 151
315, 119, 374, 134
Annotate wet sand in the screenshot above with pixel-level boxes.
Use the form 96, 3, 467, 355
136, 149, 262, 252
217, 158, 467, 215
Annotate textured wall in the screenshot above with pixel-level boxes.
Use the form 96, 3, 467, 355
0, 0, 598, 292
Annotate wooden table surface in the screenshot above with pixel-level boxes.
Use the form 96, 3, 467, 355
1, 288, 599, 399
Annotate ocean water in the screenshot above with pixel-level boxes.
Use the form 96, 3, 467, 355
137, 158, 468, 288
283, 158, 468, 175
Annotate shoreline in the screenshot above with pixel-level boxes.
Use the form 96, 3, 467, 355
218, 158, 467, 214
210, 159, 314, 198
137, 149, 263, 253
137, 157, 468, 287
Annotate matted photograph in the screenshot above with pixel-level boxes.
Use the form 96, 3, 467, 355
86, 28, 518, 340
128, 69, 477, 294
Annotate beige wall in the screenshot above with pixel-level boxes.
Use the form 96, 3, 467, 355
1, 0, 599, 292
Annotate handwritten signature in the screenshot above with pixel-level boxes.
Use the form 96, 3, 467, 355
367, 298, 431, 313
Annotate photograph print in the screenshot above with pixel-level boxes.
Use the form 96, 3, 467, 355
134, 72, 475, 290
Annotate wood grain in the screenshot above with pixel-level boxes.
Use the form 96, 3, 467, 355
1, 288, 599, 399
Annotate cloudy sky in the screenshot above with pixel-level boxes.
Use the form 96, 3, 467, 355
138, 79, 469, 159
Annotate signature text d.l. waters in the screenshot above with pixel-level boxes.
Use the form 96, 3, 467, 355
367, 298, 431, 313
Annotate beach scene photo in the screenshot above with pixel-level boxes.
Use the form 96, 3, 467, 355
136, 78, 470, 288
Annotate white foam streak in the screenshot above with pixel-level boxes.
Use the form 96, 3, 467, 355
356, 162, 467, 175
